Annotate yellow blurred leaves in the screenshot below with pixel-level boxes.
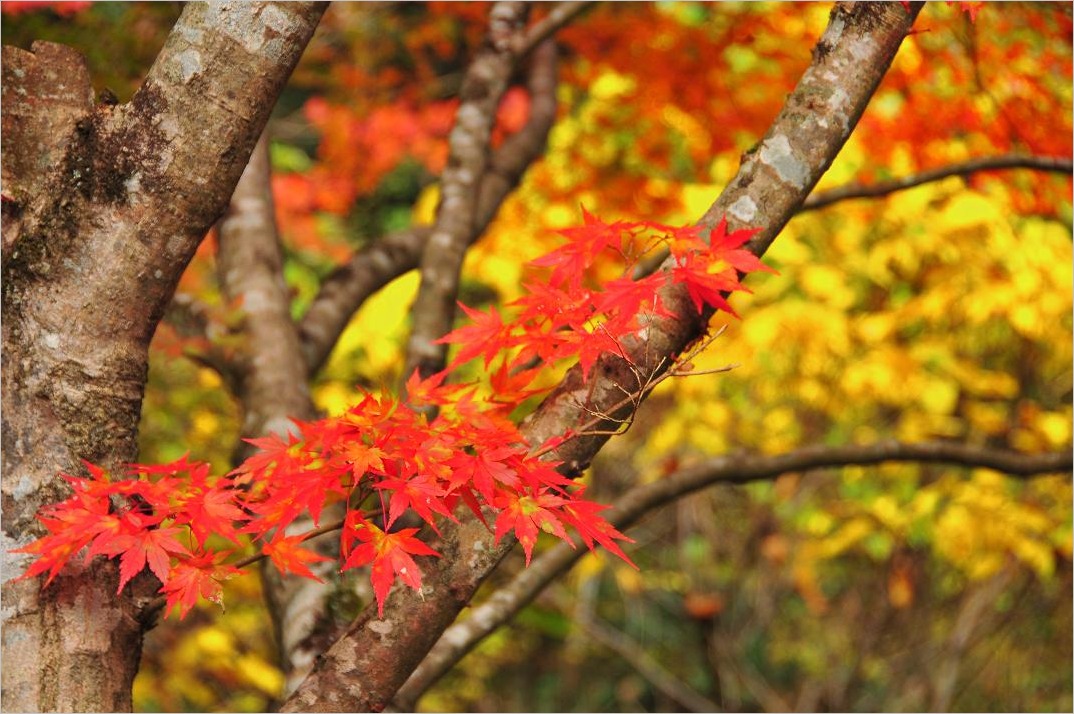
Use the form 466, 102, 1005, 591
589, 69, 636, 100
931, 471, 1061, 580
800, 264, 855, 310
236, 653, 286, 696
314, 271, 420, 405
633, 135, 1069, 599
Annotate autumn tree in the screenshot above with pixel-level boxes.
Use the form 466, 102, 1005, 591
2, 2, 1071, 712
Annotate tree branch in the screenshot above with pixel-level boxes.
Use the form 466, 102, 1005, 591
299, 37, 559, 377
161, 292, 244, 395
217, 132, 315, 443
801, 154, 1074, 213
514, 1, 593, 59
282, 5, 924, 711
390, 439, 1071, 709
401, 2, 531, 383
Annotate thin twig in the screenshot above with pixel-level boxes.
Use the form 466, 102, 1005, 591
801, 154, 1073, 213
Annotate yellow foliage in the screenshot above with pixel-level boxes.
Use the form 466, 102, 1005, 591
197, 367, 222, 389
319, 271, 420, 393
569, 551, 608, 589
818, 517, 873, 559
589, 69, 636, 100
191, 411, 220, 440
236, 653, 285, 696
682, 182, 722, 221
916, 377, 959, 416
412, 183, 439, 225
800, 264, 855, 310
1036, 410, 1072, 448
192, 627, 234, 658
614, 563, 645, 594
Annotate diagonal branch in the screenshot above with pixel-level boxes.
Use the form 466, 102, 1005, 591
801, 154, 1074, 212
402, 2, 531, 383
513, 1, 593, 59
282, 5, 926, 712
298, 39, 559, 377
390, 439, 1071, 709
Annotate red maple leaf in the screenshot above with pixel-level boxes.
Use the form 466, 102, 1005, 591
231, 430, 305, 487
447, 446, 520, 502
671, 258, 743, 315
436, 302, 509, 368
95, 522, 192, 593
341, 519, 439, 616
15, 479, 116, 585
493, 490, 571, 565
341, 441, 387, 480
531, 206, 630, 289
560, 495, 637, 569
159, 552, 239, 620
707, 217, 769, 275
262, 533, 331, 581
404, 367, 465, 408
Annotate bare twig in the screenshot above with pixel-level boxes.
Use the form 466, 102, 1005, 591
537, 329, 731, 456
801, 154, 1073, 213
390, 439, 1070, 708
634, 153, 1073, 280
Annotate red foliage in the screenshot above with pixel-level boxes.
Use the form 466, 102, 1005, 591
16, 213, 768, 618
1, 1, 91, 16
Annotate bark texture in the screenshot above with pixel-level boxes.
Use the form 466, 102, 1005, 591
1, 4, 325, 711
282, 3, 922, 711
217, 133, 315, 451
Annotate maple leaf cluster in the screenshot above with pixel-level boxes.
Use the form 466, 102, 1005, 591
16, 213, 768, 618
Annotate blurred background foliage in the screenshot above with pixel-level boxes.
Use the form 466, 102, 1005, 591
3, 2, 1070, 711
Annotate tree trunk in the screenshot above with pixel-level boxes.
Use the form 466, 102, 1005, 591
1, 4, 325, 711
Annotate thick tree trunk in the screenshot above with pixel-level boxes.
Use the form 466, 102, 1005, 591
1, 4, 325, 711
